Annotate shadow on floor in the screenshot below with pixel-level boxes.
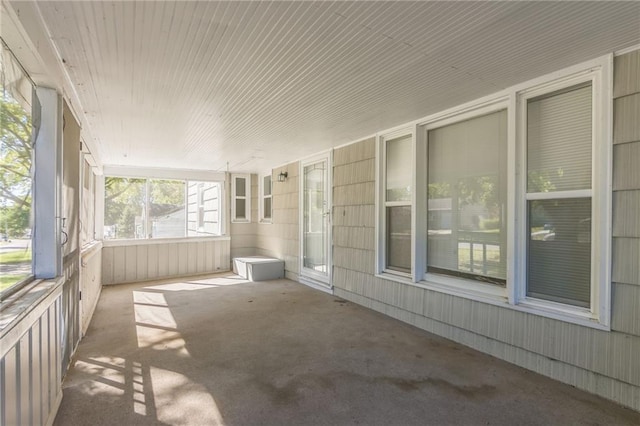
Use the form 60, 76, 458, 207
55, 273, 640, 425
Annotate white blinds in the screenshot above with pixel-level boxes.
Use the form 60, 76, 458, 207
527, 84, 592, 193
386, 134, 412, 202
427, 110, 507, 282
526, 82, 593, 307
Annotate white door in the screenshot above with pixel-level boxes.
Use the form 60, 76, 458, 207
300, 153, 332, 288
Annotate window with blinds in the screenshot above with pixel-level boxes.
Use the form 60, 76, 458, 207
526, 83, 593, 307
427, 110, 508, 284
385, 134, 413, 273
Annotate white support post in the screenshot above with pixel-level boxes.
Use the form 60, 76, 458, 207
34, 87, 62, 278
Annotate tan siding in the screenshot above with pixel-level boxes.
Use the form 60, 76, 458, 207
614, 51, 640, 98
613, 190, 640, 237
333, 138, 375, 166
254, 162, 300, 276
333, 205, 376, 228
612, 282, 640, 337
333, 182, 376, 206
333, 226, 375, 251
613, 93, 640, 145
333, 247, 376, 274
613, 141, 640, 190
333, 158, 375, 187
612, 237, 640, 285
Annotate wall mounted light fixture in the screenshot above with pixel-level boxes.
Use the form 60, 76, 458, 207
277, 171, 288, 182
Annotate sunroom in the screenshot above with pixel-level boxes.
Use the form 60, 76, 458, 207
1, 1, 640, 424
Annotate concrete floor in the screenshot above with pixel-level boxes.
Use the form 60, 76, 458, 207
55, 273, 640, 426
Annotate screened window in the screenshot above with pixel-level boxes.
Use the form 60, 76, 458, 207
526, 83, 593, 307
232, 174, 251, 223
1, 42, 35, 294
81, 157, 96, 245
104, 177, 221, 239
427, 110, 507, 284
384, 134, 413, 273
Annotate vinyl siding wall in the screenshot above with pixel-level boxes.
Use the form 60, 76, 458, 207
255, 164, 300, 281
101, 238, 231, 285
230, 174, 259, 260
329, 50, 640, 411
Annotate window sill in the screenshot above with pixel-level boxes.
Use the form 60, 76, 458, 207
1, 277, 64, 350
413, 275, 608, 331
259, 220, 272, 225
103, 235, 230, 247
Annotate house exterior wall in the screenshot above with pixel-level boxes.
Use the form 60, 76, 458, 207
230, 174, 259, 259
187, 181, 222, 237
255, 163, 300, 281
329, 50, 640, 411
611, 51, 640, 338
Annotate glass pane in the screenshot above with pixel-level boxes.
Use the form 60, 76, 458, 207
387, 206, 411, 272
427, 110, 507, 282
264, 175, 271, 196
235, 177, 246, 197
386, 134, 412, 202
527, 84, 592, 192
527, 198, 591, 307
149, 179, 185, 238
264, 197, 272, 219
235, 198, 246, 219
1, 44, 34, 292
104, 178, 146, 239
303, 162, 327, 273
187, 181, 221, 236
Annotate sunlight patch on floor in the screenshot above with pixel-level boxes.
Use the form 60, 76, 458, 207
133, 291, 189, 355
150, 366, 225, 425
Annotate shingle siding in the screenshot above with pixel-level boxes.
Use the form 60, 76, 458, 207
329, 50, 640, 411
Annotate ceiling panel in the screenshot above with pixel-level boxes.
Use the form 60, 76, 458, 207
34, 1, 640, 173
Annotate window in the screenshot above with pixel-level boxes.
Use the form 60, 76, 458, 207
375, 55, 611, 328
427, 110, 507, 285
380, 132, 413, 275
260, 173, 272, 223
516, 63, 610, 326
232, 174, 251, 223
81, 156, 96, 245
1, 41, 35, 295
104, 177, 222, 239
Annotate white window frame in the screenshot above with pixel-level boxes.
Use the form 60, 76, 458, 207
259, 172, 273, 224
420, 99, 511, 300
374, 54, 612, 329
513, 57, 612, 328
231, 173, 251, 223
376, 127, 417, 280
102, 175, 225, 239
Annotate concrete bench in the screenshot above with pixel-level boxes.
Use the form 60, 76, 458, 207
233, 256, 285, 281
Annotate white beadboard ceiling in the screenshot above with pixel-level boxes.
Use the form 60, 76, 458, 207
34, 1, 640, 173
